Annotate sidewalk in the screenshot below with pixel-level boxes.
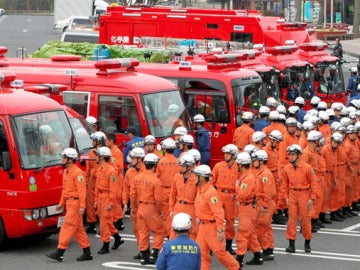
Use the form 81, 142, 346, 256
337, 38, 360, 58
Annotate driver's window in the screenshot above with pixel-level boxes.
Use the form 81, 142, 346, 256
0, 121, 9, 168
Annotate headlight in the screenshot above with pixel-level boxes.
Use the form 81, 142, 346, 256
39, 208, 47, 219
32, 209, 40, 220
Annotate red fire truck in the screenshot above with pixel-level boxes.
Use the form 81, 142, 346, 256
0, 72, 76, 246
99, 6, 310, 46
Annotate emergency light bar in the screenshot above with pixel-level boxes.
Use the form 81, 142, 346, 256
0, 46, 8, 58
299, 42, 328, 51
24, 84, 68, 94
51, 55, 82, 62
265, 45, 298, 55
205, 53, 245, 63
207, 62, 241, 70
95, 58, 140, 74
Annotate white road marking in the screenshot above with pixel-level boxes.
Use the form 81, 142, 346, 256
340, 222, 360, 232
103, 261, 156, 269
275, 248, 360, 262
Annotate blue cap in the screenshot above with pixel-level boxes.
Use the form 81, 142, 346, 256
125, 126, 137, 135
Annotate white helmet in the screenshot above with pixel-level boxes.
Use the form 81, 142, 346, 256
244, 144, 258, 155
179, 134, 194, 145
307, 130, 322, 141
276, 105, 287, 115
193, 165, 212, 177
346, 125, 357, 134
302, 121, 314, 131
269, 130, 283, 142
236, 152, 252, 165
178, 153, 195, 166
129, 147, 145, 158
86, 116, 98, 126
91, 131, 106, 142
253, 150, 268, 161
187, 149, 201, 162
340, 117, 351, 127
278, 114, 286, 121
173, 126, 187, 136
252, 131, 267, 143
162, 138, 176, 149
331, 132, 343, 143
295, 96, 305, 105
308, 116, 320, 125
287, 144, 302, 154
310, 96, 321, 106
172, 212, 192, 231
266, 97, 278, 108
144, 153, 160, 164
61, 148, 78, 160
242, 111, 254, 121
326, 108, 335, 117
308, 109, 319, 117
349, 111, 357, 120
285, 117, 297, 127
95, 146, 112, 158
330, 121, 341, 131
317, 101, 327, 110
168, 104, 180, 113
269, 111, 280, 120
259, 106, 270, 115
350, 67, 357, 73
319, 111, 329, 121
331, 102, 343, 111
193, 114, 205, 123
39, 124, 53, 133
340, 106, 349, 116
288, 105, 299, 115
347, 106, 356, 114
221, 144, 238, 155
355, 121, 360, 130
144, 135, 156, 145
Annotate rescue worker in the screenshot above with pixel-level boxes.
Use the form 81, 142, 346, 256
252, 150, 276, 261
233, 111, 255, 152
319, 111, 331, 140
164, 103, 186, 131
332, 37, 343, 59
123, 126, 145, 165
254, 106, 270, 131
86, 115, 99, 131
281, 144, 318, 253
156, 138, 180, 238
130, 153, 164, 265
348, 85, 360, 106
211, 144, 239, 255
94, 147, 124, 254
252, 131, 267, 150
106, 132, 125, 231
144, 134, 162, 157
295, 97, 306, 123
263, 111, 287, 136
46, 148, 92, 262
122, 147, 146, 260
178, 134, 195, 156
156, 212, 201, 270
266, 97, 278, 111
310, 96, 321, 110
235, 152, 263, 267
193, 114, 211, 165
187, 148, 202, 166
173, 126, 187, 158
347, 67, 358, 98
39, 125, 62, 155
193, 165, 240, 270
169, 153, 198, 240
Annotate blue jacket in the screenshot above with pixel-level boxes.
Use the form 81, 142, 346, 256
254, 118, 270, 131
347, 75, 358, 98
297, 108, 306, 123
195, 126, 211, 165
123, 136, 145, 163
156, 235, 201, 270
174, 144, 181, 158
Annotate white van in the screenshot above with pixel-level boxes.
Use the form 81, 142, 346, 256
61, 30, 99, 43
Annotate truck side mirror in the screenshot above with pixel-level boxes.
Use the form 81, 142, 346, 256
2, 151, 12, 172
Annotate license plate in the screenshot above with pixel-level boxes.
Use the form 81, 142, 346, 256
57, 216, 65, 228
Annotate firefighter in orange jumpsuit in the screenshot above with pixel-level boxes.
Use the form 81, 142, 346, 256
94, 147, 124, 254
106, 132, 125, 231
281, 144, 318, 254
319, 111, 332, 139
252, 131, 267, 150
46, 148, 92, 262
193, 165, 240, 270
233, 111, 255, 152
314, 137, 327, 228
178, 134, 195, 157
169, 153, 198, 240
122, 147, 146, 260
253, 150, 276, 261
262, 111, 287, 136
298, 121, 314, 150
130, 153, 164, 265
235, 152, 263, 267
144, 134, 163, 157
156, 138, 180, 238
211, 143, 239, 255
354, 123, 360, 209
84, 131, 106, 234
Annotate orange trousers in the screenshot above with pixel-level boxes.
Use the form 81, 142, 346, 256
345, 168, 356, 207
130, 209, 140, 245
196, 222, 239, 270
218, 191, 236, 240
97, 193, 118, 243
169, 203, 198, 241
113, 195, 124, 223
236, 204, 261, 255
58, 199, 90, 249
321, 172, 333, 213
137, 203, 164, 251
86, 177, 96, 223
313, 179, 324, 219
355, 167, 360, 201
286, 189, 312, 241
255, 200, 276, 250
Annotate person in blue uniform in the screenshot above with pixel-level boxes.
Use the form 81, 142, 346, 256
156, 212, 201, 270
254, 106, 270, 131
123, 126, 144, 165
193, 114, 210, 165
347, 67, 358, 98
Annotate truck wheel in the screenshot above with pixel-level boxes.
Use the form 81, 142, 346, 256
0, 218, 7, 248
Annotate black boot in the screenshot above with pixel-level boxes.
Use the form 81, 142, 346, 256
76, 247, 93, 261
311, 219, 320, 232
85, 222, 96, 234
246, 252, 263, 265
98, 242, 110, 254
114, 218, 125, 231
272, 210, 287, 225
149, 248, 159, 264
330, 211, 343, 222
320, 212, 332, 224
236, 254, 244, 269
226, 239, 236, 255
112, 233, 124, 250
133, 252, 141, 260
304, 239, 311, 253
285, 240, 295, 253
46, 248, 65, 262
262, 248, 274, 261
352, 201, 360, 211
343, 207, 353, 218
140, 249, 150, 265
337, 209, 346, 220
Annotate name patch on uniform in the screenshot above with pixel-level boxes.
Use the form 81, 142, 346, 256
111, 175, 116, 182
262, 177, 268, 183
111, 157, 116, 164
240, 183, 248, 189
78, 175, 84, 182
210, 196, 218, 203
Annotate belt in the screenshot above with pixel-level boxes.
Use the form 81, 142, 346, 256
238, 201, 253, 206
162, 186, 171, 189
220, 189, 235, 193
199, 220, 215, 224
178, 200, 193, 205
98, 189, 109, 193
65, 197, 79, 200
139, 201, 155, 205
291, 188, 310, 191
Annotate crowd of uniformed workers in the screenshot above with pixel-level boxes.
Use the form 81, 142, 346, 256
46, 87, 360, 269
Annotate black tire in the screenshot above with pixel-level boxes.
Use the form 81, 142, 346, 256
0, 217, 7, 248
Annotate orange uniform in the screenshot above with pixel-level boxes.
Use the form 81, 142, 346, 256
156, 154, 179, 237
85, 150, 98, 224
319, 124, 331, 140
235, 170, 261, 255
335, 144, 347, 210
254, 166, 276, 251
281, 161, 318, 241
298, 133, 308, 150
58, 164, 90, 249
344, 139, 360, 206
356, 139, 360, 201
263, 122, 287, 137
211, 161, 239, 240
95, 163, 119, 243
233, 124, 254, 151
264, 142, 280, 201
321, 144, 338, 213
130, 170, 164, 251
314, 152, 326, 219
169, 172, 198, 240
195, 182, 239, 270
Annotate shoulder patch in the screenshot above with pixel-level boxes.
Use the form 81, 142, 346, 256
210, 196, 218, 204
111, 175, 117, 182
111, 157, 116, 164
311, 168, 315, 175
78, 175, 84, 182
262, 177, 268, 183
240, 183, 248, 190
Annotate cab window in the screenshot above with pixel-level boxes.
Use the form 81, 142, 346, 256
62, 92, 90, 116
0, 121, 9, 168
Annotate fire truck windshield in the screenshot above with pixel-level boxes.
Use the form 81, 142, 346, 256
257, 71, 281, 101
231, 79, 265, 112
12, 110, 73, 170
142, 90, 190, 137
283, 66, 315, 101
68, 117, 93, 154
316, 62, 344, 95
